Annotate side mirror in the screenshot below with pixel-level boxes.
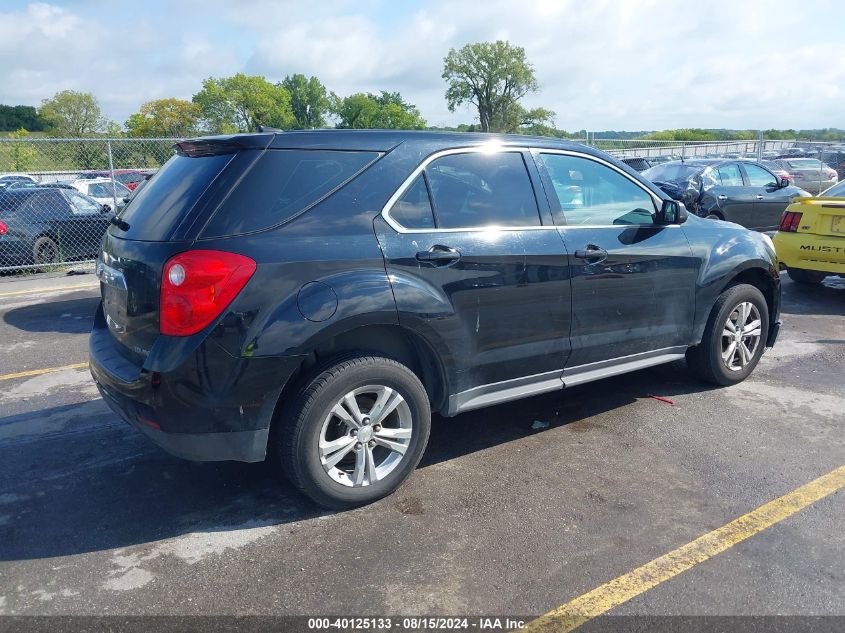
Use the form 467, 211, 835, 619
779, 178, 789, 188
101, 204, 111, 213
660, 199, 688, 225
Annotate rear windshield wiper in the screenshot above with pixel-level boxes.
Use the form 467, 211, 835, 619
110, 216, 130, 231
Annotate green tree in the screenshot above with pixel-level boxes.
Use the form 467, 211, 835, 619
39, 90, 108, 136
126, 98, 203, 137
282, 74, 330, 129
6, 128, 37, 171
0, 105, 45, 132
442, 41, 541, 132
193, 74, 295, 133
332, 91, 426, 129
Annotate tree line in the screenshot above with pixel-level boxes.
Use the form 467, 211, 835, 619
1, 40, 842, 141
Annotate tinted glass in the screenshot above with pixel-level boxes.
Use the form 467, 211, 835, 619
642, 163, 702, 182
389, 175, 435, 229
540, 153, 656, 226
425, 152, 539, 228
743, 164, 777, 187
118, 152, 233, 241
203, 150, 378, 237
89, 183, 110, 198
714, 164, 743, 186
67, 191, 101, 215
786, 159, 823, 169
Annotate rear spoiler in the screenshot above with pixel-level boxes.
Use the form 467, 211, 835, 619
174, 134, 274, 157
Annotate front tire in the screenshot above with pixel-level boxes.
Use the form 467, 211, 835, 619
276, 356, 431, 509
787, 268, 826, 285
686, 284, 769, 386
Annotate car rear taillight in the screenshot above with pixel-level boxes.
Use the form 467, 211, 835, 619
160, 250, 256, 336
0, 221, 7, 236
778, 211, 803, 232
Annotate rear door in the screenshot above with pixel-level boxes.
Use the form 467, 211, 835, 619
376, 148, 572, 401
534, 150, 698, 370
741, 162, 791, 231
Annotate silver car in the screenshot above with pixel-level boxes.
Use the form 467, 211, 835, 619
771, 158, 838, 195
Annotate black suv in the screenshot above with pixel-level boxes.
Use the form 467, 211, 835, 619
90, 131, 781, 508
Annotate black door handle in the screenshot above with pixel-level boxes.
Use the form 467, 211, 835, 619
574, 245, 608, 262
416, 245, 461, 265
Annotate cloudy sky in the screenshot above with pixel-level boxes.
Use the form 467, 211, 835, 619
1, 0, 843, 131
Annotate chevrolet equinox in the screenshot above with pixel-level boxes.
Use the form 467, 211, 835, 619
90, 131, 781, 508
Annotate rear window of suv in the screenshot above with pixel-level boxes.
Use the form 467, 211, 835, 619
116, 152, 234, 241
201, 149, 379, 238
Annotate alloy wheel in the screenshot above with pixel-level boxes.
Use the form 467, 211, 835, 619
318, 385, 413, 487
720, 301, 762, 371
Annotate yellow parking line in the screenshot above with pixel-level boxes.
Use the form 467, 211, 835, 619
0, 362, 89, 381
0, 282, 98, 298
525, 464, 845, 633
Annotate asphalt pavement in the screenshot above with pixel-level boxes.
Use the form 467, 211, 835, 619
0, 270, 842, 625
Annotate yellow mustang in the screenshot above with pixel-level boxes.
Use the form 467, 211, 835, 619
773, 180, 845, 284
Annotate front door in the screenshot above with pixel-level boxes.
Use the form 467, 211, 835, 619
375, 148, 572, 401
533, 150, 699, 370
741, 162, 791, 231
710, 162, 757, 226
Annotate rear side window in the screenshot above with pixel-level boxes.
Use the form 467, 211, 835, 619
202, 150, 379, 237
425, 152, 540, 228
118, 153, 233, 241
389, 175, 435, 229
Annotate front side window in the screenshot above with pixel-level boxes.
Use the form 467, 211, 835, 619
743, 164, 777, 187
424, 152, 540, 228
66, 191, 101, 215
540, 153, 656, 226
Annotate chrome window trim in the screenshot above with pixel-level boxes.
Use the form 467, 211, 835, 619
381, 146, 542, 234
381, 145, 670, 233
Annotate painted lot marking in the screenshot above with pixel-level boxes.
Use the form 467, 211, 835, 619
0, 362, 89, 382
525, 464, 845, 632
0, 282, 98, 298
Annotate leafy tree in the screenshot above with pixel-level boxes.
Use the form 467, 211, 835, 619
332, 91, 426, 130
442, 41, 541, 133
5, 129, 37, 171
0, 105, 45, 132
193, 74, 295, 133
282, 74, 330, 129
39, 90, 108, 136
126, 98, 202, 137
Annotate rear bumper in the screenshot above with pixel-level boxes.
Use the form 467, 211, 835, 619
89, 303, 302, 462
773, 231, 845, 275
95, 379, 269, 462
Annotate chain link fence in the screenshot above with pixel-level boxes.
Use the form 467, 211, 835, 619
1, 135, 843, 274
0, 138, 176, 273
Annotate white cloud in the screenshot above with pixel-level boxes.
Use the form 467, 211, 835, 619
1, 0, 843, 131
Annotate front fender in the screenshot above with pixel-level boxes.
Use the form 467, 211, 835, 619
683, 216, 780, 342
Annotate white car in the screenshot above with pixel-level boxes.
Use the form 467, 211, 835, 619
67, 178, 131, 209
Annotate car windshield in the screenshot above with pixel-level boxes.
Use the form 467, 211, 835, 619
642, 163, 703, 183
821, 181, 845, 197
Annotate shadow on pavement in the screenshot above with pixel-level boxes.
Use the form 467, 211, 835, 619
780, 275, 845, 317
3, 293, 100, 334
0, 361, 713, 563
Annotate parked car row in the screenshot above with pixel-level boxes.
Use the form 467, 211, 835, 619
642, 159, 811, 231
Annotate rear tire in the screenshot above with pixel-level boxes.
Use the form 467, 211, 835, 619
787, 268, 826, 284
32, 236, 59, 265
275, 356, 431, 509
686, 284, 769, 386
